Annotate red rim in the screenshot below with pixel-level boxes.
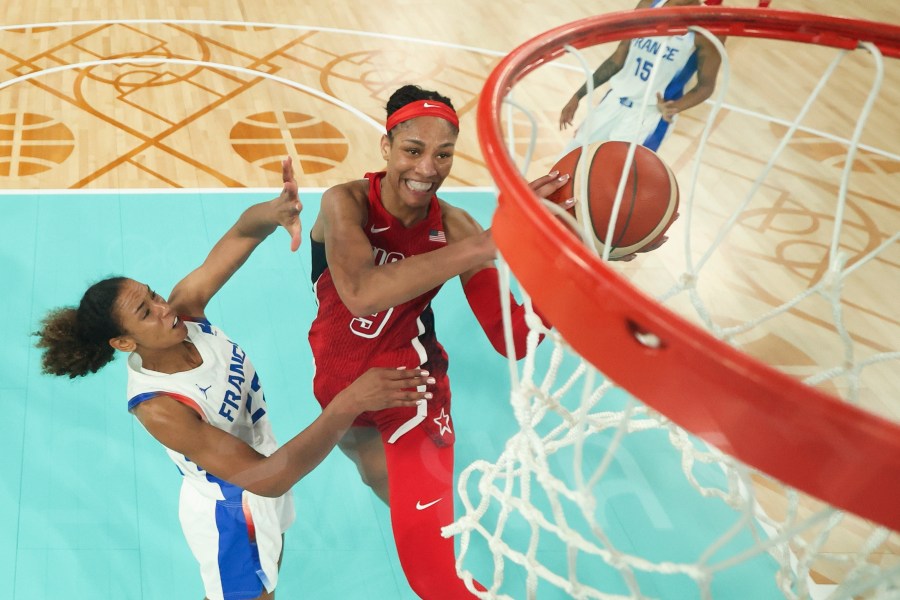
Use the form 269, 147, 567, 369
480, 7, 900, 532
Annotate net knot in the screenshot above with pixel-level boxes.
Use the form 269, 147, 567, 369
679, 272, 698, 289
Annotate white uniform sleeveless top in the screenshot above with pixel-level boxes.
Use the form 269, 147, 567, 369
126, 318, 278, 501
608, 0, 696, 103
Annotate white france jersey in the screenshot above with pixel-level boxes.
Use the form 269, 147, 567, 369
127, 318, 278, 500
608, 0, 697, 103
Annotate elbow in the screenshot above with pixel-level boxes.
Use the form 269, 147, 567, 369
344, 297, 379, 318
233, 476, 289, 498
252, 484, 290, 499
339, 288, 383, 317
507, 341, 532, 362
484, 330, 531, 361
241, 475, 300, 498
333, 280, 381, 317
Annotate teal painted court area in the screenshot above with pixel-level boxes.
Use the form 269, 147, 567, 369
0, 189, 780, 599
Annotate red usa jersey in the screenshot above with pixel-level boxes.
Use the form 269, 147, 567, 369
309, 171, 450, 405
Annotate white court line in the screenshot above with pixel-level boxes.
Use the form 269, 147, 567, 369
0, 17, 896, 188
0, 57, 384, 133
0, 19, 510, 58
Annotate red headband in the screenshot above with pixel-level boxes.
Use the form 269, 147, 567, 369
385, 99, 459, 133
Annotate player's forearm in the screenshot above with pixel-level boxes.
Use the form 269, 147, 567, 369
573, 52, 626, 101
231, 198, 283, 241
670, 83, 716, 114
337, 233, 494, 316
231, 402, 358, 497
464, 267, 548, 359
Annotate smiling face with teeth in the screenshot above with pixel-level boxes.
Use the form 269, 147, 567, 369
380, 116, 458, 226
109, 278, 193, 367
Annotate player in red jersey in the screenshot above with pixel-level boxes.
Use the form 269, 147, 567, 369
307, 85, 570, 598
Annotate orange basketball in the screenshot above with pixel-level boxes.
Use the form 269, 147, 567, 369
548, 141, 679, 259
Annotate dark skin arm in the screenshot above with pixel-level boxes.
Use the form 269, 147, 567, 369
656, 34, 722, 122
314, 180, 496, 317
134, 157, 433, 498
310, 172, 569, 317
560, 39, 631, 130
167, 158, 302, 318
133, 368, 431, 498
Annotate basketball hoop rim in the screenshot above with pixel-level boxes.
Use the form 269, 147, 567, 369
479, 7, 900, 532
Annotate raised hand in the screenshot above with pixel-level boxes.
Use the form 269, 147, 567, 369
656, 92, 679, 123
275, 157, 303, 252
529, 170, 571, 200
334, 367, 435, 415
560, 96, 579, 130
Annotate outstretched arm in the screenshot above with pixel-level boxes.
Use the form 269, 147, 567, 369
318, 173, 569, 318
456, 173, 569, 359
133, 367, 433, 498
167, 157, 302, 317
317, 181, 497, 317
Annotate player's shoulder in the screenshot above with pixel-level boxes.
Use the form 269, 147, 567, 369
437, 198, 483, 237
320, 179, 370, 223
436, 197, 469, 222
322, 178, 368, 205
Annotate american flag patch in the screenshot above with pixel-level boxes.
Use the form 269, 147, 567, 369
428, 229, 447, 243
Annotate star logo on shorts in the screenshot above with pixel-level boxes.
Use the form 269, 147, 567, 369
433, 408, 452, 437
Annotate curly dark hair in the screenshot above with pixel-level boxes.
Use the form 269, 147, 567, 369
385, 85, 457, 140
34, 277, 128, 378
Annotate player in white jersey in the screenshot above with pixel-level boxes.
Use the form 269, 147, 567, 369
34, 158, 433, 600
559, 0, 723, 153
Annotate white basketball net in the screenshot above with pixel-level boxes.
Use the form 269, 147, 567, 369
444, 19, 900, 600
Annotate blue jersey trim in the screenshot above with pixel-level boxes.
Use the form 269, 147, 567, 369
644, 43, 698, 151
663, 51, 698, 102
181, 315, 213, 334
207, 474, 266, 599
127, 391, 161, 412
643, 119, 671, 151
181, 315, 211, 325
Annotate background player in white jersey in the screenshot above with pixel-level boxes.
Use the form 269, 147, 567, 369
558, 0, 723, 153
34, 158, 433, 600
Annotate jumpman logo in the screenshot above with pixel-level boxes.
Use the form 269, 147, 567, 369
196, 384, 212, 398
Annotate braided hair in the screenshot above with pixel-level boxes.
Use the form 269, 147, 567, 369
34, 277, 128, 378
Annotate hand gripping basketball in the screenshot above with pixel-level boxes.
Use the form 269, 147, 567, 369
547, 141, 679, 260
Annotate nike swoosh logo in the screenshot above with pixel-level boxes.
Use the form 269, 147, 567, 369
422, 102, 438, 108
370, 225, 391, 233
416, 498, 443, 510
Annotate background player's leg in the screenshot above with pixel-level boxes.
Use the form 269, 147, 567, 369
338, 426, 390, 503
382, 426, 485, 599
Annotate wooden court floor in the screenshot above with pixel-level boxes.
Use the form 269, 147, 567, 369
1, 0, 898, 595
0, 0, 895, 189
